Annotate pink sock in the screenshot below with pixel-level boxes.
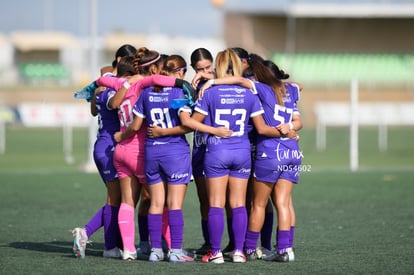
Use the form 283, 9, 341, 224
162, 207, 171, 249
118, 203, 136, 252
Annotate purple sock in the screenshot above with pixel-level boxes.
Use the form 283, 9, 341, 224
103, 205, 120, 250
138, 215, 149, 242
226, 216, 234, 247
245, 230, 260, 252
260, 212, 274, 250
232, 206, 247, 251
201, 219, 210, 244
84, 206, 104, 238
148, 214, 162, 249
208, 207, 224, 255
289, 226, 295, 247
277, 230, 290, 254
168, 209, 184, 250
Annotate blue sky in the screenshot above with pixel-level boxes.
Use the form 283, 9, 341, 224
0, 0, 224, 38
2, 0, 404, 38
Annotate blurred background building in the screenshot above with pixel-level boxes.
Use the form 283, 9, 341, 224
222, 0, 414, 89
0, 0, 412, 170
0, 0, 412, 89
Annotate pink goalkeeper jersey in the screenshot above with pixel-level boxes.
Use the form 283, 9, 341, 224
96, 74, 177, 149
96, 74, 177, 179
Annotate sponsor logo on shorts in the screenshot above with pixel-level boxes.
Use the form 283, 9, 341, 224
171, 173, 189, 179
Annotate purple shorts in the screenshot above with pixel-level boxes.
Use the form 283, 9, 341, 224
254, 142, 302, 184
145, 143, 192, 185
191, 144, 206, 178
204, 148, 251, 179
93, 135, 118, 183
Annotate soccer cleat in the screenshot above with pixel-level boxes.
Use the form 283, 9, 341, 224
184, 249, 196, 259
72, 227, 88, 259
255, 247, 263, 259
245, 249, 258, 261
287, 247, 295, 262
103, 247, 123, 259
259, 247, 273, 259
201, 250, 224, 264
122, 249, 137, 261
169, 249, 195, 263
195, 242, 211, 255
222, 243, 234, 257
263, 251, 289, 262
136, 241, 151, 260
231, 250, 246, 263
149, 248, 164, 262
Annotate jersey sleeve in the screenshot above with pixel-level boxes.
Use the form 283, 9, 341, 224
250, 80, 259, 95
249, 90, 264, 118
194, 92, 209, 116
105, 89, 117, 110
178, 105, 192, 115
288, 83, 300, 102
96, 76, 126, 91
132, 91, 146, 118
286, 83, 300, 115
174, 89, 193, 115
135, 74, 176, 90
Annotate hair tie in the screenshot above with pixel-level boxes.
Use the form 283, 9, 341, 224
140, 54, 161, 67
174, 66, 187, 72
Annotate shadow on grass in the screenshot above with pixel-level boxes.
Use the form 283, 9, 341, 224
7, 241, 105, 257
6, 242, 212, 261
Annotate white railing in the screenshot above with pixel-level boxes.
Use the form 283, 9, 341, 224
14, 102, 97, 165
314, 101, 414, 152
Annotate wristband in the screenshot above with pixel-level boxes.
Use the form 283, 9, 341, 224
289, 122, 294, 130
208, 79, 215, 85
123, 81, 131, 89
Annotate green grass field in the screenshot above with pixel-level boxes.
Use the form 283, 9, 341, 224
0, 126, 413, 274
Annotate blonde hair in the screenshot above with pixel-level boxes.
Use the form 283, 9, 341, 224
214, 48, 243, 78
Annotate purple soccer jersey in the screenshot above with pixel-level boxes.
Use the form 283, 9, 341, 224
253, 82, 302, 184
95, 88, 121, 136
134, 87, 192, 145
93, 87, 120, 183
132, 86, 192, 185
194, 84, 264, 179
194, 84, 264, 151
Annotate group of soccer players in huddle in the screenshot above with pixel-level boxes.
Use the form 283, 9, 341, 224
71, 44, 303, 264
